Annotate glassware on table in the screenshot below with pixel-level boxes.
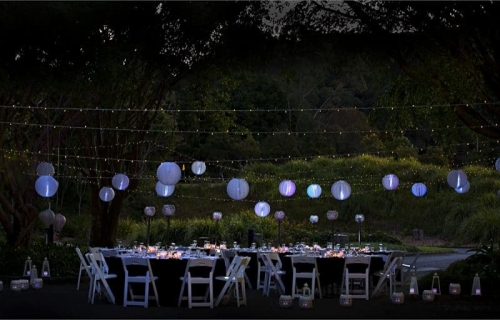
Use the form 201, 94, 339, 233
251, 242, 256, 250
379, 243, 384, 251
133, 241, 138, 249
117, 240, 122, 249
233, 241, 238, 249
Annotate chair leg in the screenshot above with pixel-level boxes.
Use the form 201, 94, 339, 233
123, 279, 128, 307
178, 281, 186, 307
77, 267, 83, 290
144, 281, 150, 308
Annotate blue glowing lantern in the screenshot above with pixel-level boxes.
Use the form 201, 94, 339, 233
307, 184, 322, 198
331, 180, 351, 200
411, 183, 427, 197
157, 162, 182, 186
455, 181, 470, 194
155, 181, 175, 197
227, 178, 250, 200
382, 174, 399, 191
254, 201, 271, 217
447, 170, 468, 189
279, 180, 296, 197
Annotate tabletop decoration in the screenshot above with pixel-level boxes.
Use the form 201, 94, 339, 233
323, 250, 344, 258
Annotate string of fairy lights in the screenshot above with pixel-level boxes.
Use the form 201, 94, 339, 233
2, 101, 500, 203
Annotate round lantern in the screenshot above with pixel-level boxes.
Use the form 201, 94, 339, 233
99, 187, 115, 202
255, 202, 271, 217
309, 215, 319, 224
53, 214, 66, 232
331, 180, 351, 200
227, 178, 250, 200
279, 180, 296, 197
355, 214, 365, 223
307, 184, 322, 198
213, 212, 222, 220
39, 209, 55, 228
35, 175, 59, 198
411, 183, 427, 197
191, 161, 206, 175
382, 174, 399, 191
157, 162, 182, 186
162, 204, 175, 216
144, 206, 156, 217
36, 162, 55, 176
455, 181, 470, 194
327, 210, 339, 221
274, 211, 285, 221
111, 173, 130, 191
155, 181, 175, 197
495, 158, 500, 171
447, 170, 468, 189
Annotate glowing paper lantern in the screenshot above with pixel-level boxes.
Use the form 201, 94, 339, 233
36, 162, 55, 176
411, 183, 427, 197
447, 170, 468, 189
307, 184, 322, 198
309, 215, 319, 223
274, 211, 285, 221
327, 210, 339, 221
99, 187, 115, 202
279, 180, 296, 197
455, 181, 470, 194
157, 162, 182, 185
382, 174, 399, 191
162, 204, 176, 216
53, 214, 66, 232
495, 158, 500, 171
35, 175, 59, 198
111, 173, 130, 191
144, 206, 156, 217
213, 212, 222, 220
355, 214, 365, 223
254, 201, 271, 217
155, 181, 175, 197
39, 209, 55, 228
227, 178, 250, 200
331, 180, 351, 200
191, 161, 207, 175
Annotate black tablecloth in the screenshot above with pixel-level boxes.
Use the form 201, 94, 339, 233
105, 256, 226, 306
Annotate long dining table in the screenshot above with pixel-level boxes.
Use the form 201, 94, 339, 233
237, 251, 386, 296
104, 255, 227, 307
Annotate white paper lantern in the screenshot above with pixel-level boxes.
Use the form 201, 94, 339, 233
455, 181, 470, 194
162, 204, 176, 216
213, 212, 222, 220
254, 201, 271, 217
355, 214, 365, 223
331, 180, 351, 200
35, 175, 59, 198
309, 215, 319, 223
279, 180, 296, 197
495, 158, 500, 171
157, 162, 182, 185
382, 174, 399, 190
307, 184, 322, 198
36, 162, 55, 176
53, 214, 66, 232
39, 209, 55, 228
191, 161, 206, 175
112, 173, 130, 190
274, 211, 285, 221
327, 210, 339, 221
155, 181, 175, 197
99, 187, 115, 202
227, 178, 250, 200
447, 170, 468, 189
411, 183, 427, 197
144, 206, 156, 217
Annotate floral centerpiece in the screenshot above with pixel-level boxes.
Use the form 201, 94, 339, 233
324, 250, 344, 258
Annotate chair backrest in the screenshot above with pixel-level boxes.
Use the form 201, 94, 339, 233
344, 255, 371, 275
121, 256, 154, 278
88, 251, 110, 274
221, 250, 237, 270
291, 255, 317, 273
225, 255, 243, 277
235, 256, 251, 279
76, 247, 89, 267
184, 258, 217, 279
267, 252, 283, 269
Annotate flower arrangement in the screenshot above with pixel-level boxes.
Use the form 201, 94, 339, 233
323, 250, 344, 258
271, 246, 289, 253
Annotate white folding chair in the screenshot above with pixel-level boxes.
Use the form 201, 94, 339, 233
342, 255, 371, 300
256, 253, 267, 291
370, 250, 405, 290
215, 256, 250, 307
402, 252, 420, 283
178, 258, 216, 308
76, 247, 93, 290
121, 257, 160, 308
290, 255, 322, 299
371, 256, 404, 298
261, 253, 286, 297
87, 252, 117, 304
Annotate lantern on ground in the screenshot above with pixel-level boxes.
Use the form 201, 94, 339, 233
99, 187, 115, 202
255, 201, 271, 217
471, 273, 481, 296
155, 181, 175, 197
191, 161, 206, 175
307, 184, 322, 198
449, 283, 461, 295
431, 272, 441, 295
339, 294, 352, 307
227, 178, 250, 200
112, 173, 130, 190
331, 180, 351, 200
279, 180, 296, 197
382, 174, 399, 191
409, 271, 419, 295
422, 290, 434, 302
157, 162, 182, 185
411, 183, 427, 197
274, 211, 285, 245
35, 175, 59, 198
392, 292, 405, 304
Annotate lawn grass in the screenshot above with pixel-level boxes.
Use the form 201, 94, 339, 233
416, 246, 456, 254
